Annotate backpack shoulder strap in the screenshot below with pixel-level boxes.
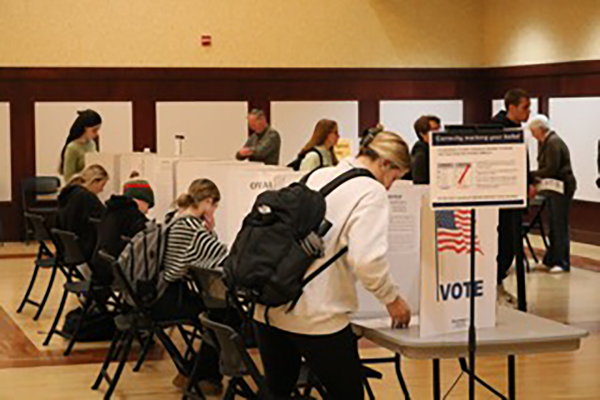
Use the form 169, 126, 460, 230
311, 148, 324, 168
319, 168, 375, 198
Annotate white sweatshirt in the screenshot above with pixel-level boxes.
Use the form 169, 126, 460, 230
254, 158, 401, 335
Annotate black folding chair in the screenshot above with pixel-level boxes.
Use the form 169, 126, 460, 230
43, 228, 96, 355
21, 176, 61, 242
523, 196, 550, 269
204, 271, 328, 400
92, 251, 202, 400
17, 213, 60, 321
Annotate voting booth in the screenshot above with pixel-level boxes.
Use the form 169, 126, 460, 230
85, 152, 180, 222
175, 160, 300, 246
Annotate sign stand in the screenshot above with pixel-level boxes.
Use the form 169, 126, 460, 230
430, 125, 528, 399
468, 208, 476, 400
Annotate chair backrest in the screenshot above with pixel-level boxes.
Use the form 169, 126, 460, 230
22, 177, 61, 196
198, 313, 272, 398
97, 250, 146, 310
191, 268, 228, 309
51, 228, 86, 266
24, 212, 53, 242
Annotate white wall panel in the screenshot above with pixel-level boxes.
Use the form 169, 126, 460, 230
35, 102, 133, 180
271, 101, 359, 165
0, 104, 11, 201
157, 102, 248, 160
549, 98, 600, 202
380, 100, 463, 148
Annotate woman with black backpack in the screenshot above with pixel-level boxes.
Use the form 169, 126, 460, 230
254, 130, 413, 400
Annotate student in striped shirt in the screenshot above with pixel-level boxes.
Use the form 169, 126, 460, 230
151, 179, 230, 395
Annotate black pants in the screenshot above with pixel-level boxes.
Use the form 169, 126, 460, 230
497, 209, 523, 285
544, 193, 572, 271
151, 282, 240, 383
255, 323, 364, 400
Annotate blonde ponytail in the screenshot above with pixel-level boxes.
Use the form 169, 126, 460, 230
174, 179, 221, 210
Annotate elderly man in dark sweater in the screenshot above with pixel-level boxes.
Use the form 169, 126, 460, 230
529, 115, 577, 273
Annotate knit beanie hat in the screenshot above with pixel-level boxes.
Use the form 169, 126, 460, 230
123, 179, 155, 208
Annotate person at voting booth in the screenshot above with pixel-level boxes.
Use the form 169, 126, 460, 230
411, 115, 441, 185
253, 131, 412, 400
491, 89, 533, 306
59, 109, 102, 182
91, 179, 154, 285
529, 115, 577, 273
236, 109, 282, 166
57, 164, 109, 263
292, 118, 340, 172
151, 179, 231, 394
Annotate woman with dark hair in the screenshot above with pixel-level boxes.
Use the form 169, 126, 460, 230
60, 109, 102, 182
297, 119, 340, 172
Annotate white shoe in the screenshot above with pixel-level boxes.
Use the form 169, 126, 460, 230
549, 266, 567, 274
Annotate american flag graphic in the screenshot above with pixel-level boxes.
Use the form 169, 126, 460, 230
435, 210, 483, 255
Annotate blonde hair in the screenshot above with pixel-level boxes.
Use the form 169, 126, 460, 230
359, 130, 411, 170
77, 164, 109, 187
300, 119, 339, 165
176, 179, 221, 209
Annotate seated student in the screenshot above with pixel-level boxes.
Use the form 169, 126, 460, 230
297, 119, 340, 172
411, 115, 441, 185
91, 178, 155, 285
152, 179, 230, 394
57, 164, 109, 263
254, 130, 412, 400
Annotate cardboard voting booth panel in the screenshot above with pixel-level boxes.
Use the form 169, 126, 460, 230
356, 183, 424, 316
175, 160, 291, 246
420, 203, 498, 337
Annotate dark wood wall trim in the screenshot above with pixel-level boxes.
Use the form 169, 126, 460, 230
0, 62, 599, 244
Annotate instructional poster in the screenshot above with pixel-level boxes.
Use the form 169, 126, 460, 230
356, 183, 424, 316
419, 202, 498, 337
430, 130, 527, 209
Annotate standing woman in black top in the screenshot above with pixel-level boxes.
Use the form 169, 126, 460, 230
411, 115, 441, 185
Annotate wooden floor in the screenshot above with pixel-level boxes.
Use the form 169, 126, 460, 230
0, 238, 599, 399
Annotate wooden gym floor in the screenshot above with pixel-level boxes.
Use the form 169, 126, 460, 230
0, 236, 599, 399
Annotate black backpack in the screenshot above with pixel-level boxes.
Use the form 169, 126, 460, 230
287, 148, 324, 171
224, 168, 374, 312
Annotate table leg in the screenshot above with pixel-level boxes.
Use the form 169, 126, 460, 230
508, 355, 516, 400
394, 353, 411, 399
433, 359, 441, 400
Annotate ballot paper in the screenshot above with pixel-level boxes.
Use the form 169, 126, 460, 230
537, 178, 564, 195
353, 315, 420, 329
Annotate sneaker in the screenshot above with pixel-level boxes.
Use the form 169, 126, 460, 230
549, 266, 568, 274
496, 284, 518, 309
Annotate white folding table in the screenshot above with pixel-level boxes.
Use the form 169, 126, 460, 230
351, 307, 588, 399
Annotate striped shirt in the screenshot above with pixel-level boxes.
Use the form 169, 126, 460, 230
161, 215, 228, 283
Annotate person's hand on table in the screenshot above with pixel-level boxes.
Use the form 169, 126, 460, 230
239, 147, 254, 157
386, 296, 411, 329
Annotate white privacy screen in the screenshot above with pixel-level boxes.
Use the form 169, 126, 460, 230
549, 97, 600, 202
492, 98, 540, 169
35, 102, 133, 180
156, 102, 248, 160
0, 103, 11, 201
271, 101, 359, 165
380, 100, 463, 148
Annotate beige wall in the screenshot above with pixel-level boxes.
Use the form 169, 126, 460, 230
0, 0, 483, 68
483, 0, 600, 66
